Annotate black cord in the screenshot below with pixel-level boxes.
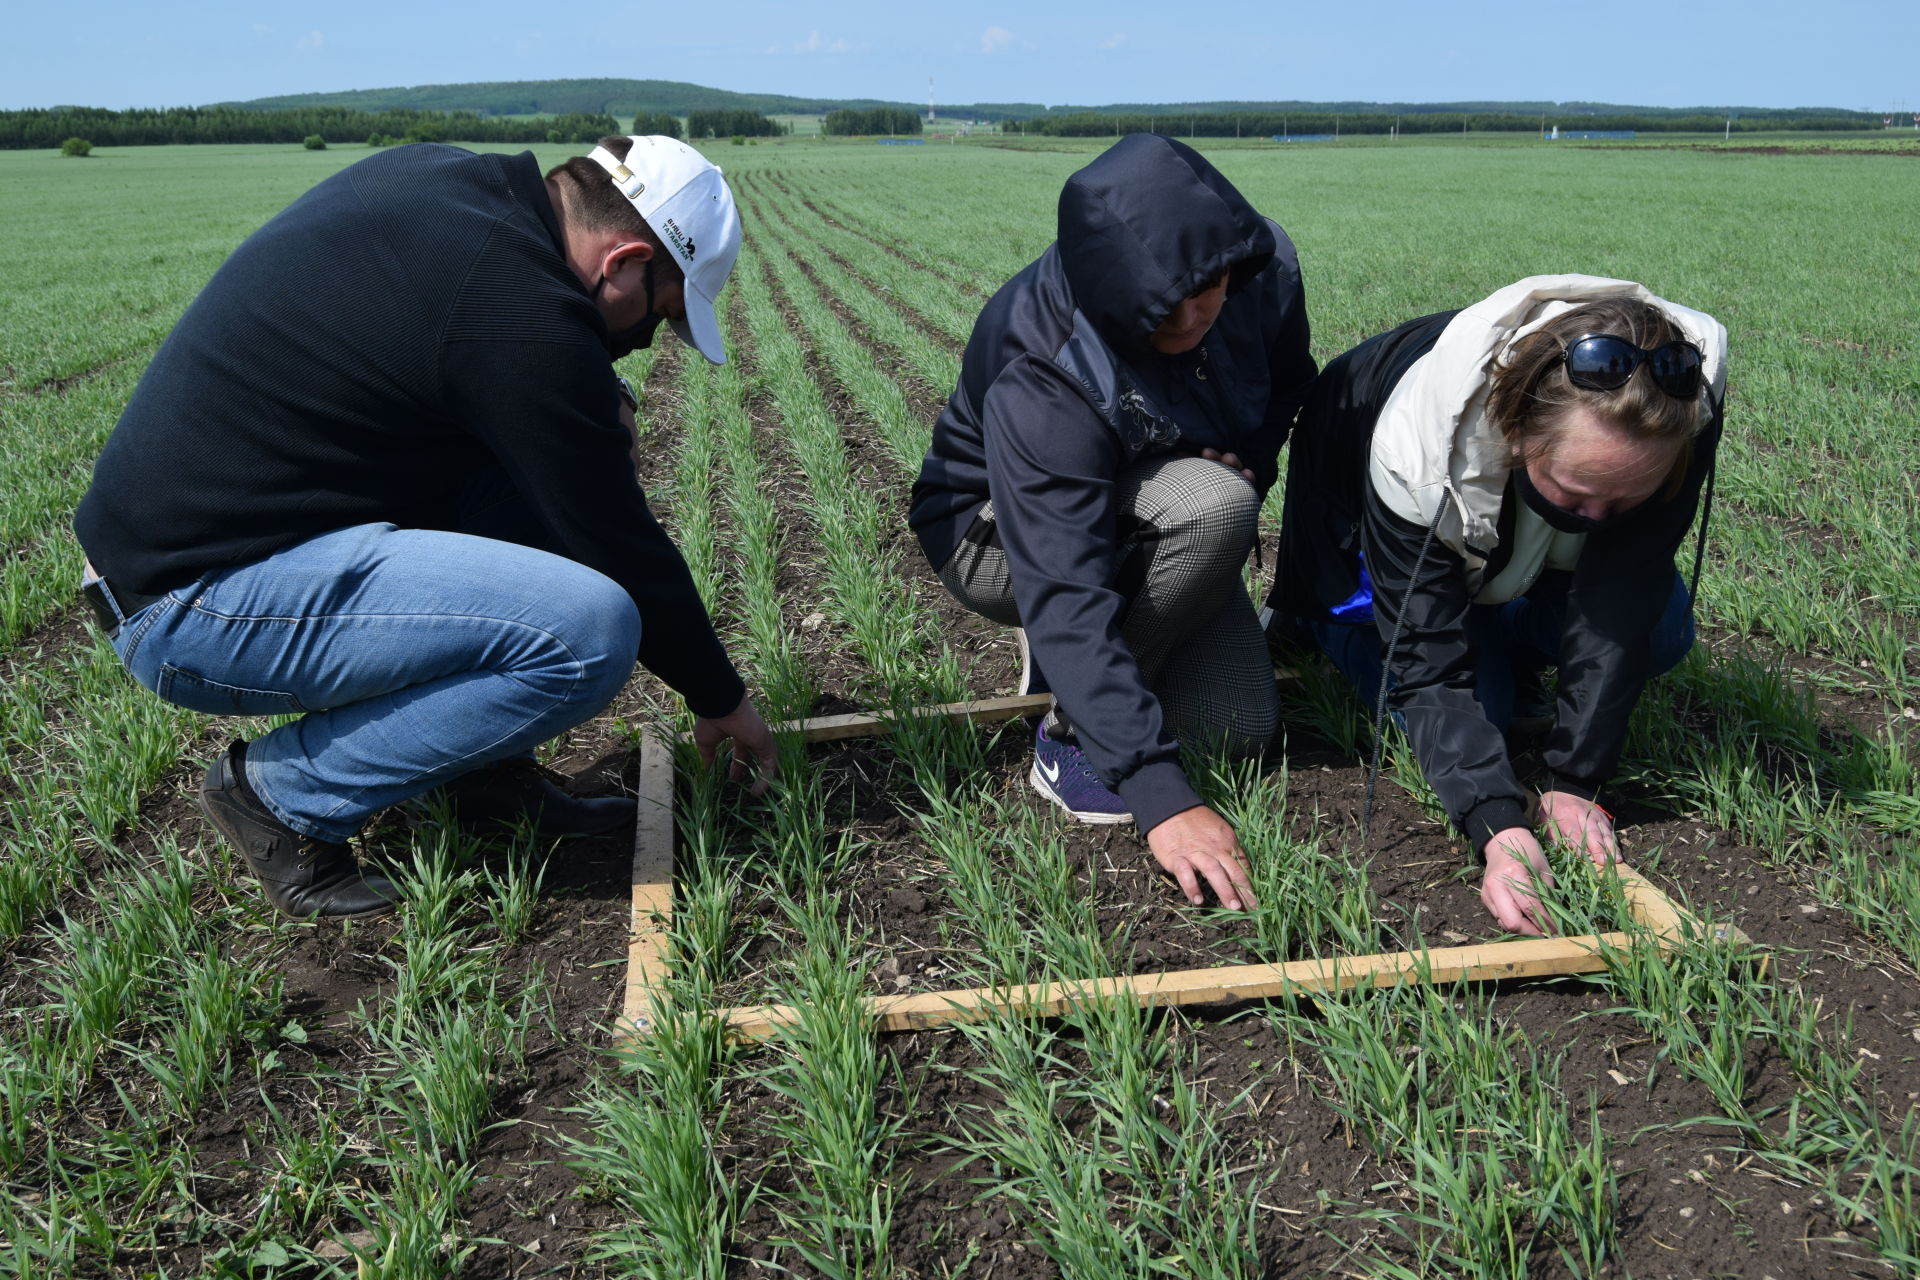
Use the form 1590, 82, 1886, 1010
1687, 448, 1717, 606
1363, 489, 1453, 842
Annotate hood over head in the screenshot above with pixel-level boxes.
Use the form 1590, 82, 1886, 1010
1056, 134, 1275, 358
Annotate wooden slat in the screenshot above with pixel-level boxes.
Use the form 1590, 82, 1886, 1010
722, 669, 1304, 747
620, 728, 676, 1036
1612, 863, 1751, 947
784, 693, 1054, 744
718, 931, 1639, 1041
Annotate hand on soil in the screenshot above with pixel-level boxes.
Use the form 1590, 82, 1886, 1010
1536, 789, 1619, 866
1483, 829, 1555, 936
693, 695, 779, 797
1146, 804, 1258, 910
1199, 447, 1257, 483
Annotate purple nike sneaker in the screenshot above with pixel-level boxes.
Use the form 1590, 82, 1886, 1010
1029, 722, 1132, 824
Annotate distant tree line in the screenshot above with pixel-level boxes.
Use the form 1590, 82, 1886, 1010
821, 108, 924, 136
1020, 109, 1886, 138
684, 109, 783, 139
0, 106, 623, 150
632, 112, 683, 140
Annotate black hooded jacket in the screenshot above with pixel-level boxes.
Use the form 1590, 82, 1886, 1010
909, 135, 1316, 833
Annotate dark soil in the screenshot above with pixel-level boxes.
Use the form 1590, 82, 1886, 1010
701, 707, 1918, 1280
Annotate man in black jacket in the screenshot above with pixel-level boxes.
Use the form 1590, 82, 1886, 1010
911, 134, 1316, 909
75, 135, 777, 918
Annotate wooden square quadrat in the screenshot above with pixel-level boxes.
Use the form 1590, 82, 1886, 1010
618, 686, 1752, 1044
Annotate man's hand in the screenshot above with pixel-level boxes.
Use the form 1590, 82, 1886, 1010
1199, 448, 1256, 484
1146, 805, 1257, 910
1536, 790, 1617, 867
691, 695, 778, 797
1482, 828, 1555, 937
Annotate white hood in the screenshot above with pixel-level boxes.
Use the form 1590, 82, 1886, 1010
1367, 274, 1728, 563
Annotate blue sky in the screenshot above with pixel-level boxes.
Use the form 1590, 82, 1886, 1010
3, 1, 1913, 112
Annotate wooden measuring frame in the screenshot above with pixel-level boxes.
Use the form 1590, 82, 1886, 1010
620, 678, 1750, 1042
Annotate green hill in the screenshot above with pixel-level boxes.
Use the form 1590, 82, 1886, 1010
219, 79, 1870, 126
219, 78, 946, 119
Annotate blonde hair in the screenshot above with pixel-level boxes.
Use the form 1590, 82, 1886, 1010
1487, 296, 1708, 487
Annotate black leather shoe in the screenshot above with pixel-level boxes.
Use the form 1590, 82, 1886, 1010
433, 758, 633, 838
198, 742, 399, 918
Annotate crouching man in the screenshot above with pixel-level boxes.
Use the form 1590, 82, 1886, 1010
909, 134, 1317, 908
75, 135, 776, 918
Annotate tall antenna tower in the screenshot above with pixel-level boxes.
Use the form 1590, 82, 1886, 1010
928, 76, 936, 121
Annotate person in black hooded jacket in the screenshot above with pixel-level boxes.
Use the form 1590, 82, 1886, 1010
910, 134, 1316, 909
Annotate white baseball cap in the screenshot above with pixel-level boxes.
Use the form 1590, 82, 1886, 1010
587, 136, 741, 365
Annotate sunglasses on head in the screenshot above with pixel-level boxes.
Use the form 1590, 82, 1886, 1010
1561, 334, 1704, 399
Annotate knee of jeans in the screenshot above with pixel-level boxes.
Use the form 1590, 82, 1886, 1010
542, 577, 642, 708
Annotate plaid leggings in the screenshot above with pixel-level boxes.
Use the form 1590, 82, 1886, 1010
937, 454, 1278, 752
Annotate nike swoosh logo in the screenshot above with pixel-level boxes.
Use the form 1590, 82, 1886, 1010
1039, 757, 1061, 784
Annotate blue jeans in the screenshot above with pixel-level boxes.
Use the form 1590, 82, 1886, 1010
108, 523, 640, 840
1310, 569, 1695, 731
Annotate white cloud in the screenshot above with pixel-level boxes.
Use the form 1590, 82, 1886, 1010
794, 30, 849, 53
979, 25, 1011, 54
1098, 32, 1125, 49
250, 23, 271, 34
296, 29, 324, 50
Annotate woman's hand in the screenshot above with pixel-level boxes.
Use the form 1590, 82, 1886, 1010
1536, 790, 1617, 867
1146, 805, 1258, 910
1482, 828, 1555, 936
1199, 448, 1256, 484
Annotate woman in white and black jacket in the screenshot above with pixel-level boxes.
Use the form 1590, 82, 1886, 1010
1265, 276, 1726, 935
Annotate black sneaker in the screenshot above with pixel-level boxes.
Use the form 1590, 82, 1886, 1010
199, 742, 399, 919
431, 758, 633, 838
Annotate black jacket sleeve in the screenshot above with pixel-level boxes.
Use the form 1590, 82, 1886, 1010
438, 333, 746, 719
1362, 489, 1532, 847
982, 356, 1202, 834
1366, 410, 1723, 850
1544, 411, 1722, 793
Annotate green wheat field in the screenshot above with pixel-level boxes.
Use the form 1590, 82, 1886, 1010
2, 136, 1917, 1278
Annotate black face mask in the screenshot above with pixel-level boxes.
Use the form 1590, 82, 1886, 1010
605, 311, 665, 360
594, 256, 664, 358
1511, 465, 1646, 535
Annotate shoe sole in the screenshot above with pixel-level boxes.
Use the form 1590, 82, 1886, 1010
1029, 761, 1133, 825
